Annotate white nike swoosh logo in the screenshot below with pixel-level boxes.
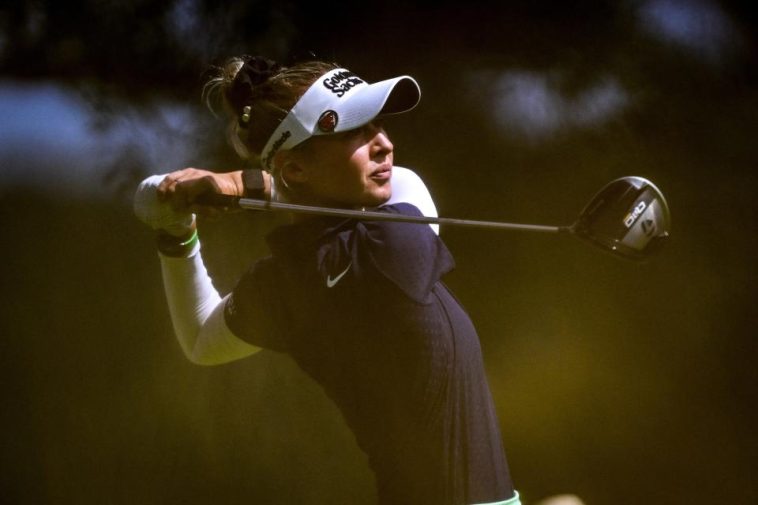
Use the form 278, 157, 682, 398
326, 261, 352, 288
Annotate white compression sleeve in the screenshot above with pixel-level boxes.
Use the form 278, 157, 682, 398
385, 166, 440, 235
159, 244, 260, 365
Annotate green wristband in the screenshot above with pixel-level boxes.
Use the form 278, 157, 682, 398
157, 229, 199, 257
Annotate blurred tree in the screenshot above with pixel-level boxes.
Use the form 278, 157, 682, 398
0, 0, 302, 99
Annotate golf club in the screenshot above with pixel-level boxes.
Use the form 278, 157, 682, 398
200, 176, 671, 260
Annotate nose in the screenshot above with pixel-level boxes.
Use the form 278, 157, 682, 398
367, 122, 393, 156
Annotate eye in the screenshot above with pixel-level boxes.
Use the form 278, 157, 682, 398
363, 120, 388, 137
338, 127, 365, 141
337, 121, 386, 142
348, 123, 374, 137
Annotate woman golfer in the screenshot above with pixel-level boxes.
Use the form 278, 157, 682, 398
134, 56, 520, 505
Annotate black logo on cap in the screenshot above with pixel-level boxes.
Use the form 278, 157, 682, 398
317, 110, 339, 132
262, 130, 291, 168
323, 71, 364, 97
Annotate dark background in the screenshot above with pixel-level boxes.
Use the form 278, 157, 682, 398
1, 1, 756, 504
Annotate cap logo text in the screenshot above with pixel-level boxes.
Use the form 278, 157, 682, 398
323, 71, 364, 97
263, 130, 291, 168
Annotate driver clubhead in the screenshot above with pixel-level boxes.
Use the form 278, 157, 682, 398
571, 176, 671, 260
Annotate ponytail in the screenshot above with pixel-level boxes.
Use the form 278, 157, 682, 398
202, 56, 338, 163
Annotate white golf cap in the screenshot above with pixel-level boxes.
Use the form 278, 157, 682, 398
259, 68, 421, 170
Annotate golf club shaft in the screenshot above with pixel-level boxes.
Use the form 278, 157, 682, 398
203, 194, 568, 233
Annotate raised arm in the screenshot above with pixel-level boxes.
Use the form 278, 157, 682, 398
134, 170, 262, 365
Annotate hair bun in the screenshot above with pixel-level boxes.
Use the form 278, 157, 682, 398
229, 56, 282, 112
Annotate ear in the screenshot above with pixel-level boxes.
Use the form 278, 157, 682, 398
275, 150, 308, 185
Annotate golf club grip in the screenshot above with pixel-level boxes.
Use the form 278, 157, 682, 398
195, 193, 241, 207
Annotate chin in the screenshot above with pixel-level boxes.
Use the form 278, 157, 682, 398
364, 188, 392, 207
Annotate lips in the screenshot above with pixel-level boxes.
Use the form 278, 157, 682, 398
370, 164, 392, 181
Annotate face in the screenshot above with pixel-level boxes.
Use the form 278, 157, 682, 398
281, 121, 394, 208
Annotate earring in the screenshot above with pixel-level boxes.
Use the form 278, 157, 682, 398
241, 105, 252, 124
